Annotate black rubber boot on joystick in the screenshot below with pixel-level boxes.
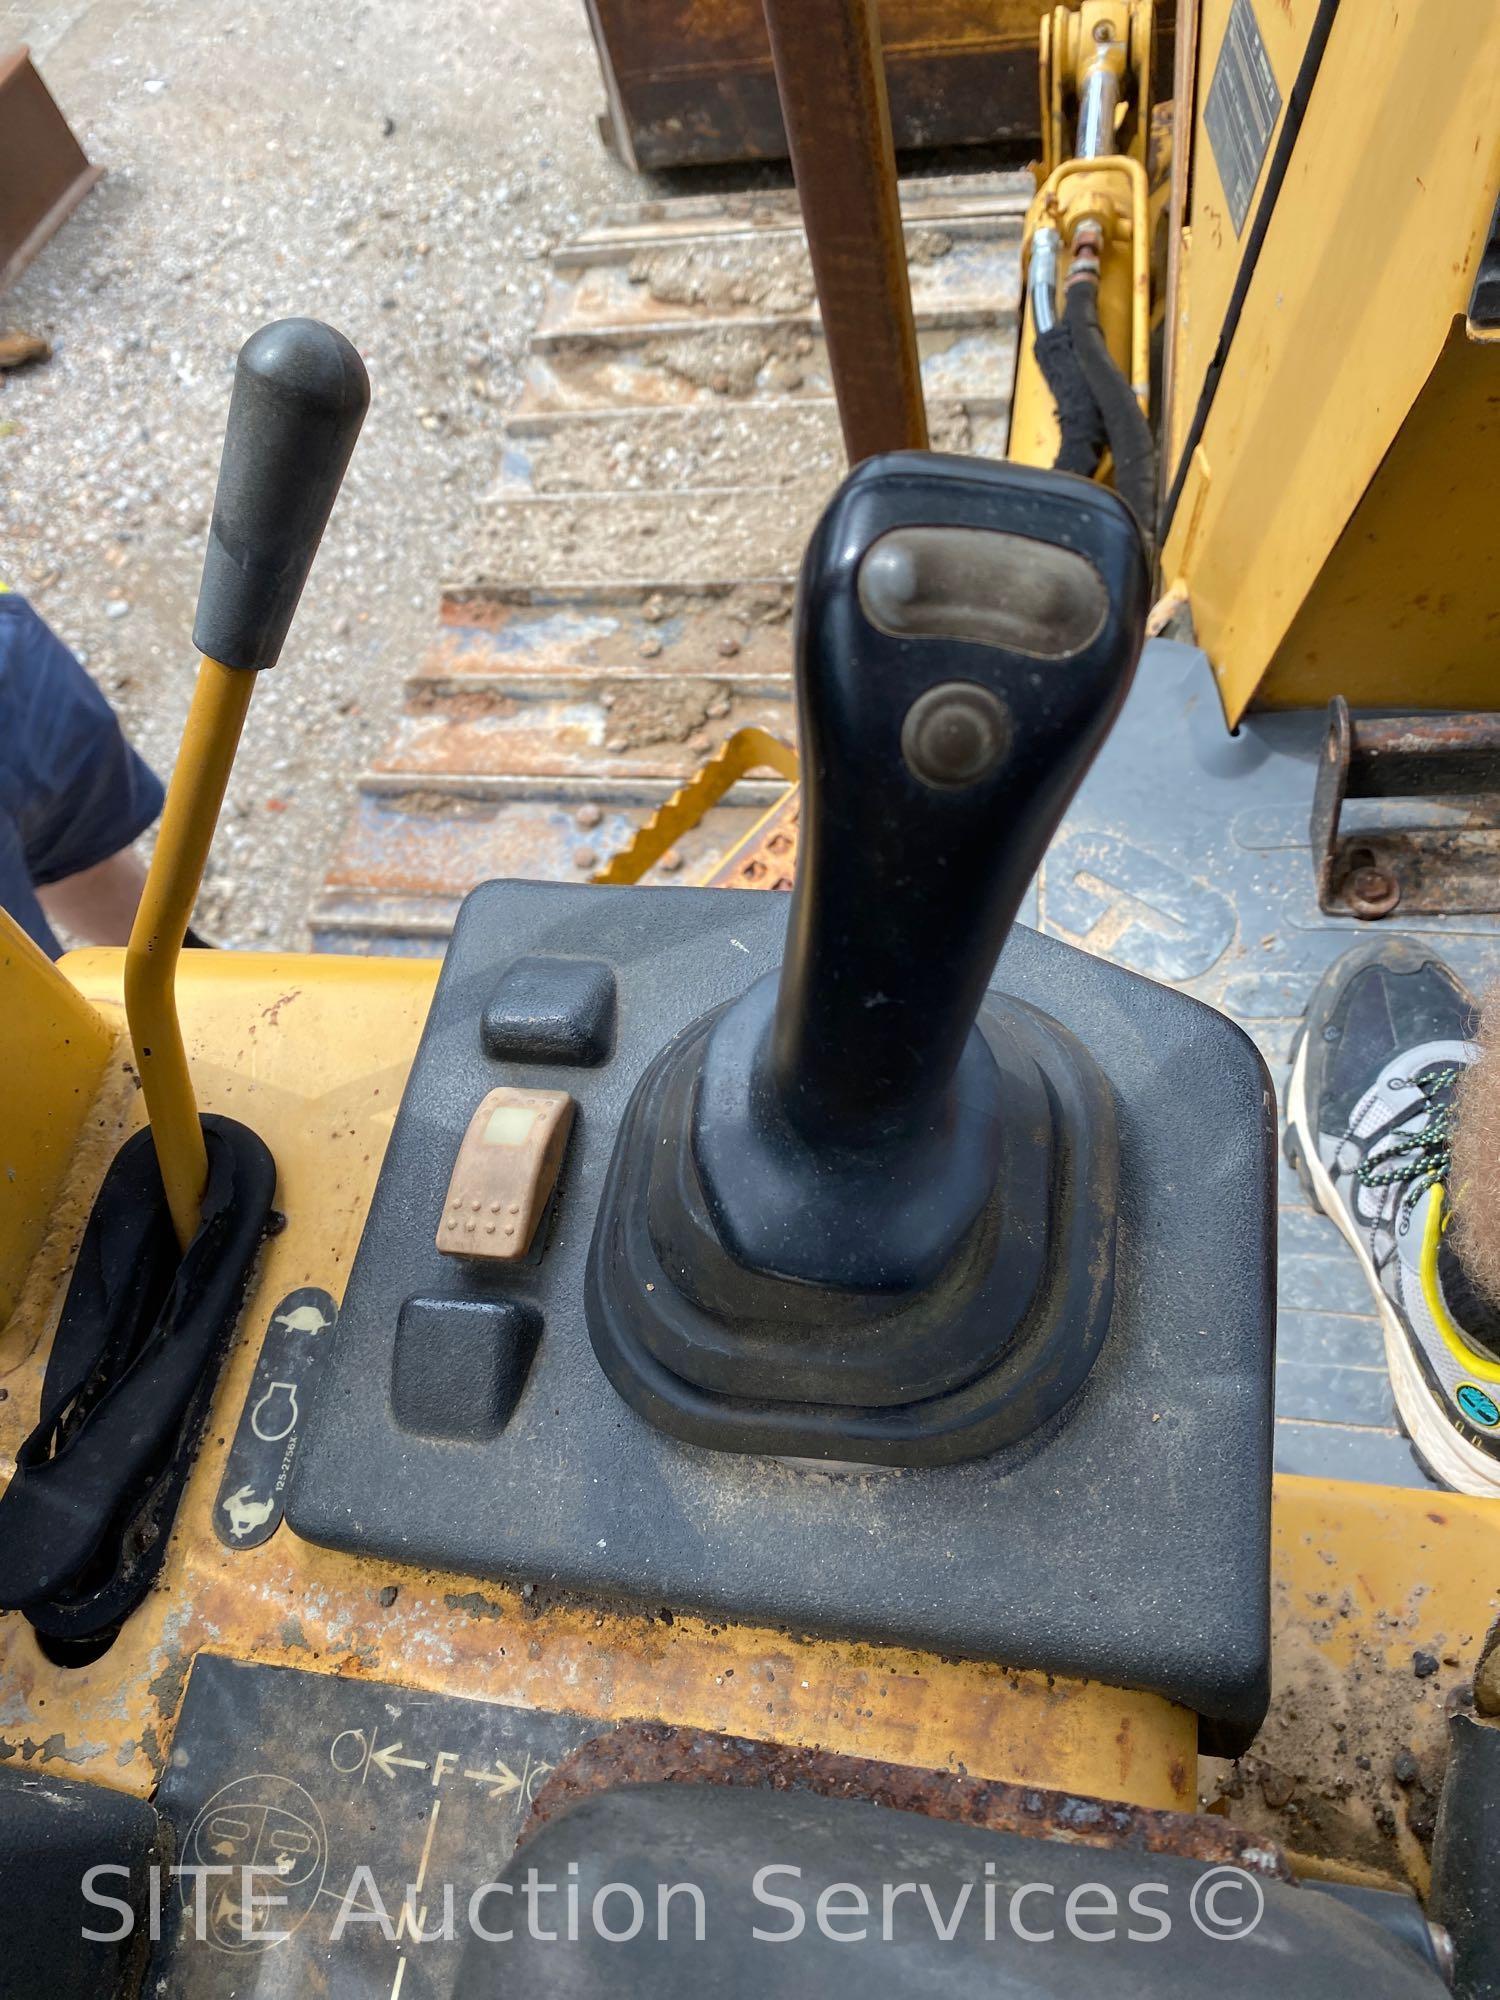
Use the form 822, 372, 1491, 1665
586, 452, 1150, 1465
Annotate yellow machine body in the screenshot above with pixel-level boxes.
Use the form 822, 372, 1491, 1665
0, 940, 1493, 1895
2, 2, 1499, 1963
0, 913, 115, 1330
1160, 0, 1500, 723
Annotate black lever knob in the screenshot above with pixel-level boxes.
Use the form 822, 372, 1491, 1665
770, 453, 1146, 1154
193, 318, 370, 673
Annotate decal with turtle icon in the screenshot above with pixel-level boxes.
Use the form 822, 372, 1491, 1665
275, 1301, 334, 1336
213, 1287, 338, 1550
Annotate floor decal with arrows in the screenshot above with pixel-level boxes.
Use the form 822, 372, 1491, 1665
152, 1654, 600, 1996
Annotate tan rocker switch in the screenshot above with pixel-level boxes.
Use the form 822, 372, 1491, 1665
437, 1087, 576, 1261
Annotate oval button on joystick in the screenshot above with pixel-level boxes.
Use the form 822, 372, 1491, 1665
901, 681, 1011, 788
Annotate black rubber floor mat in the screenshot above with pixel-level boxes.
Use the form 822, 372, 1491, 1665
1029, 642, 1500, 1488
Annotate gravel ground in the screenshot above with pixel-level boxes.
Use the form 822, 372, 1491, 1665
0, 0, 636, 948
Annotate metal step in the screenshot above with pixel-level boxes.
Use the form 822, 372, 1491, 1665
498, 401, 1005, 495
375, 681, 795, 785
310, 170, 1025, 954
557, 173, 1032, 257
514, 323, 1018, 422
428, 582, 795, 684
312, 777, 782, 954
535, 221, 1021, 344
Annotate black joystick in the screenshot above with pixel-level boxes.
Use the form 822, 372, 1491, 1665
586, 453, 1149, 1465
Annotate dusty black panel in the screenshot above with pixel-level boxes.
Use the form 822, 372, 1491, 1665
1429, 1711, 1500, 2000
289, 780, 1277, 1751
150, 1653, 598, 1997
461, 1784, 1448, 1998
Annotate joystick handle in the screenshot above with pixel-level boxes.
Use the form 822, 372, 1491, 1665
592, 452, 1147, 1436
768, 452, 1149, 1151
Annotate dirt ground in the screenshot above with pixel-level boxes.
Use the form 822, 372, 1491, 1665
0, 0, 636, 948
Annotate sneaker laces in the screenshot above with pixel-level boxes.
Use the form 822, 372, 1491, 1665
1355, 1064, 1460, 1212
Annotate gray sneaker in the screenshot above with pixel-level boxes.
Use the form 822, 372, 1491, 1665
1286, 939, 1500, 1496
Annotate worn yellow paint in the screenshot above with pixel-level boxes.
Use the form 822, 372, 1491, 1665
1273, 1474, 1499, 1687
0, 910, 115, 1335
1256, 324, 1500, 710
1252, 1476, 1500, 1891
0, 946, 1194, 1812
1162, 0, 1500, 720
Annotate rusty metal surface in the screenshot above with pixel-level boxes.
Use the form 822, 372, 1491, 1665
1340, 710, 1500, 797
591, 727, 797, 886
556, 173, 1035, 258
376, 682, 794, 784
0, 48, 103, 292
707, 790, 800, 890
762, 0, 928, 462
585, 0, 1049, 172
314, 175, 1024, 953
521, 1718, 1292, 1877
514, 322, 1018, 424
1202, 1475, 1500, 1895
1311, 697, 1500, 919
315, 782, 778, 947
536, 220, 1025, 342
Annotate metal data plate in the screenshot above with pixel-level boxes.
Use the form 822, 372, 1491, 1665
1030, 642, 1500, 1489
1202, 0, 1282, 235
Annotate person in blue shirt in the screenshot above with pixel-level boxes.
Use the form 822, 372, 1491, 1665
0, 584, 171, 957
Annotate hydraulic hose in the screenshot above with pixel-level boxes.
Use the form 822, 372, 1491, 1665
1035, 321, 1108, 478
1064, 271, 1157, 552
